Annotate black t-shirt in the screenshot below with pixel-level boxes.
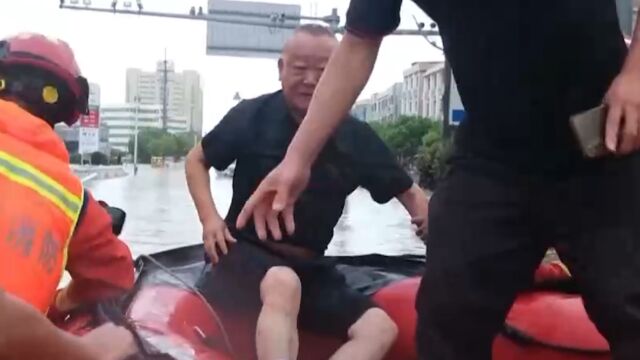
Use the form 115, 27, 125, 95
347, 0, 628, 175
202, 91, 413, 254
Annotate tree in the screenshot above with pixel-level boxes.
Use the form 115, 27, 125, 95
370, 116, 434, 167
90, 151, 109, 165
174, 132, 199, 158
148, 135, 178, 158
69, 153, 82, 165
128, 129, 201, 163
110, 148, 125, 165
369, 115, 452, 190
416, 123, 452, 190
129, 128, 168, 163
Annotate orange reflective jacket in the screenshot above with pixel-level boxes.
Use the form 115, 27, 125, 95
0, 99, 83, 313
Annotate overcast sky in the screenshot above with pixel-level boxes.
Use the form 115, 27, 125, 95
3, 0, 444, 132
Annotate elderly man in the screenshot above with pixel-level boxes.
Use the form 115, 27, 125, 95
185, 24, 428, 360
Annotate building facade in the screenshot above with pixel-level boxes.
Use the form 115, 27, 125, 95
55, 82, 111, 156
55, 122, 111, 154
101, 104, 164, 152
351, 62, 448, 123
402, 62, 439, 116
351, 98, 373, 122
352, 83, 403, 123
422, 62, 446, 120
125, 60, 204, 135
369, 83, 403, 122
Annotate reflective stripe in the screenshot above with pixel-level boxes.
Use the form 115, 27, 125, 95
0, 150, 81, 219
61, 189, 84, 274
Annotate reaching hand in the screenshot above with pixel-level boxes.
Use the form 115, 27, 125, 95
236, 158, 311, 240
202, 216, 237, 264
412, 216, 428, 240
397, 184, 430, 242
604, 68, 640, 155
410, 196, 429, 242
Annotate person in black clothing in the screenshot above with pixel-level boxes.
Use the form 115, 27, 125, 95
236, 1, 640, 360
185, 24, 429, 360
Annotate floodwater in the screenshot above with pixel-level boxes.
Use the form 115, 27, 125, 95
85, 164, 426, 258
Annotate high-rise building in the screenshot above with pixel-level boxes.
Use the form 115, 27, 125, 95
125, 60, 204, 135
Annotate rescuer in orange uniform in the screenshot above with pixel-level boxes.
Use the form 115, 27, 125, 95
0, 33, 137, 359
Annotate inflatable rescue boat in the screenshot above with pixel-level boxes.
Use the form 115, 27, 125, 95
52, 206, 611, 359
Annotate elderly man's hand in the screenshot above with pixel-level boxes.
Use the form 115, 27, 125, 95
236, 157, 310, 240
202, 216, 236, 264
604, 68, 640, 155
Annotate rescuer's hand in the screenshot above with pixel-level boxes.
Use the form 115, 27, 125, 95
604, 67, 640, 155
236, 157, 310, 241
80, 323, 138, 360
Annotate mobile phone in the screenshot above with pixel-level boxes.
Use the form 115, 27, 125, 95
569, 104, 609, 158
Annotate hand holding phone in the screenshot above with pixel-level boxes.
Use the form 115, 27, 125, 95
569, 104, 610, 158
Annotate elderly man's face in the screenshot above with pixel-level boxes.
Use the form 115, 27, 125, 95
278, 32, 337, 119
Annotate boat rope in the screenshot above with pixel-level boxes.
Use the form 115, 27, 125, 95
81, 173, 97, 183
138, 254, 237, 359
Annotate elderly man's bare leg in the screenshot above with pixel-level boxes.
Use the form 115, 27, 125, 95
329, 308, 398, 360
255, 266, 302, 360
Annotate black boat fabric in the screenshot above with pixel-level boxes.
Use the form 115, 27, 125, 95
132, 244, 425, 296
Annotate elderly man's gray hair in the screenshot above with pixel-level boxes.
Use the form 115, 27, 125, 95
294, 24, 336, 38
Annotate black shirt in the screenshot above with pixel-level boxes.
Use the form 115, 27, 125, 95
347, 0, 628, 175
202, 91, 413, 254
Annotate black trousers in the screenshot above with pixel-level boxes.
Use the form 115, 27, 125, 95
416, 153, 640, 360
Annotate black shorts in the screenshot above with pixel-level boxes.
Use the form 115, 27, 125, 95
197, 240, 375, 338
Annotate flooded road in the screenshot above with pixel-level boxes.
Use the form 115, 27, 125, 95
86, 164, 426, 258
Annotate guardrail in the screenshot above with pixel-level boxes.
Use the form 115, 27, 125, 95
73, 165, 128, 182
81, 173, 98, 183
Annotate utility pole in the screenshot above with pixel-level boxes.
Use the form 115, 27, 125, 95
161, 49, 169, 131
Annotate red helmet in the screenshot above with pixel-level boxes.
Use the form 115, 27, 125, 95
0, 33, 89, 125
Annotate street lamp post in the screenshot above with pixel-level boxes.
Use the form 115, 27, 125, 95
190, 102, 197, 148
133, 95, 140, 175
